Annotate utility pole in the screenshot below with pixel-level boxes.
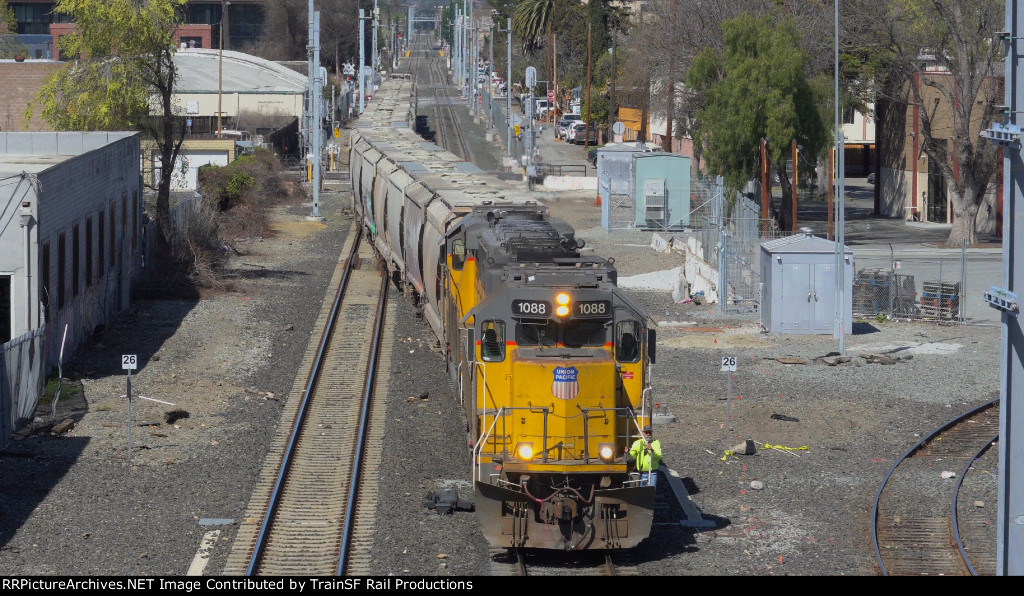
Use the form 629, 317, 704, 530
792, 139, 798, 232
487, 19, 494, 136
664, 0, 676, 151
505, 17, 512, 158
359, 8, 366, 114
760, 138, 769, 236
308, 3, 321, 219
552, 33, 557, 123
218, 0, 226, 138
608, 34, 616, 143
372, 0, 378, 85
584, 22, 592, 152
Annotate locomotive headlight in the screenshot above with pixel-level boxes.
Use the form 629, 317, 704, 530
598, 443, 615, 462
515, 442, 535, 460
555, 293, 570, 317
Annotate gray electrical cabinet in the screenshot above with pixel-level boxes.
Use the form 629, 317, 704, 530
759, 234, 853, 334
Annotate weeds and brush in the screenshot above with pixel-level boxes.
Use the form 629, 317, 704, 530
150, 149, 302, 290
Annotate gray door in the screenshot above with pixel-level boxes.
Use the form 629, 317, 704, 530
780, 262, 811, 331
813, 263, 836, 332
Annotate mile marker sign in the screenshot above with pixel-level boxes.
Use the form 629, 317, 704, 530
721, 356, 737, 372
122, 354, 138, 370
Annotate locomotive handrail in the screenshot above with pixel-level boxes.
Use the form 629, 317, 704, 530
473, 408, 506, 484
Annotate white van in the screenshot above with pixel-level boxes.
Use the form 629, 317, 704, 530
533, 98, 550, 119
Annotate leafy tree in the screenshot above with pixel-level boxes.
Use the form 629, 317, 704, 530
863, 0, 1003, 246
0, 0, 29, 61
688, 12, 828, 231
28, 0, 189, 256
0, 0, 13, 32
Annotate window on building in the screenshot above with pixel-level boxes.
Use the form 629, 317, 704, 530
58, 232, 66, 309
131, 190, 138, 251
843, 105, 856, 125
109, 201, 116, 269
13, 2, 70, 35
86, 216, 93, 286
98, 210, 105, 278
72, 224, 80, 298
0, 275, 11, 343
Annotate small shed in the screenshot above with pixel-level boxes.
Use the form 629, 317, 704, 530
759, 233, 853, 334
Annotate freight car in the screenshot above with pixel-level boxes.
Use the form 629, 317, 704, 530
350, 76, 659, 551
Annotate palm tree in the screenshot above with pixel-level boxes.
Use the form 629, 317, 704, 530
512, 0, 560, 55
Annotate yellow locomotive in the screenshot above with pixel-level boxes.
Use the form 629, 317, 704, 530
350, 77, 658, 551
449, 205, 658, 550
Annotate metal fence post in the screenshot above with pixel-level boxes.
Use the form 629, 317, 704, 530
960, 238, 967, 323
889, 245, 895, 320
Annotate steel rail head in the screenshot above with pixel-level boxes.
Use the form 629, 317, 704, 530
872, 397, 999, 575
247, 225, 364, 576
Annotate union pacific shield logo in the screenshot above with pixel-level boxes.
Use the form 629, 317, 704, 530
551, 366, 579, 400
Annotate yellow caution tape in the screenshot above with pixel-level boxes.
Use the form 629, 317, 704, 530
763, 444, 809, 451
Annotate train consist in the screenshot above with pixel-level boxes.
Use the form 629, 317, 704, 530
350, 74, 659, 550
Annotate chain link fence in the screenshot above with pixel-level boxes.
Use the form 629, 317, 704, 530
691, 184, 793, 315
851, 246, 968, 322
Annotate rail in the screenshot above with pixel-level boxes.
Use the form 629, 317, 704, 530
872, 397, 999, 575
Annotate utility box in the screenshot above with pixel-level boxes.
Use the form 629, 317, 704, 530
632, 153, 689, 230
759, 233, 853, 334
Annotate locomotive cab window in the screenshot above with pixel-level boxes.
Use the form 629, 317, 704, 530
616, 320, 641, 363
451, 237, 466, 270
517, 320, 607, 348
480, 320, 505, 362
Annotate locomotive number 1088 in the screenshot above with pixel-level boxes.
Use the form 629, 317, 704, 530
512, 299, 550, 316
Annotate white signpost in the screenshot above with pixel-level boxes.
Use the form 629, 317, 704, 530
123, 355, 137, 457
722, 356, 737, 452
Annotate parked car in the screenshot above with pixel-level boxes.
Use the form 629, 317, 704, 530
555, 113, 582, 139
867, 172, 876, 184
569, 122, 598, 145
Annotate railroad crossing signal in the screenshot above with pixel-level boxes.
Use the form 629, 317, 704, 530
343, 62, 356, 77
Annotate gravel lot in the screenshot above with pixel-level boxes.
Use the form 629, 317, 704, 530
0, 132, 1004, 577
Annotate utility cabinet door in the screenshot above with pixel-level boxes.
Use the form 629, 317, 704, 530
780, 262, 811, 331
813, 263, 836, 332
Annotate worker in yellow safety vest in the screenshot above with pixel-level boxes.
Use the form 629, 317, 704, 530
628, 426, 662, 486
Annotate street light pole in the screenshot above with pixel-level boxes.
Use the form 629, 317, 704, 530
218, 0, 227, 138
833, 0, 845, 353
506, 17, 512, 157
359, 9, 366, 114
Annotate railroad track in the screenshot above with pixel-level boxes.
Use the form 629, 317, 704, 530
223, 225, 393, 575
423, 45, 471, 161
873, 397, 999, 575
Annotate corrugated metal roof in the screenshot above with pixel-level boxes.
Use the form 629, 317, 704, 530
760, 233, 852, 254
173, 49, 307, 94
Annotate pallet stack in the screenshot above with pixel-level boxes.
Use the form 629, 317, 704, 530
920, 280, 960, 320
853, 268, 892, 315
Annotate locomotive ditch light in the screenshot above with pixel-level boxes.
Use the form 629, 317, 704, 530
515, 442, 535, 461
598, 443, 616, 462
555, 292, 570, 317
